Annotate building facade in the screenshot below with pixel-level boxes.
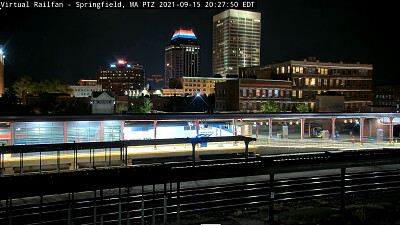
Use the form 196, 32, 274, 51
215, 79, 292, 112
91, 91, 115, 114
212, 9, 261, 78
165, 29, 200, 88
315, 92, 345, 112
78, 79, 98, 86
373, 85, 400, 112
97, 60, 145, 96
71, 79, 102, 98
0, 46, 4, 97
181, 77, 235, 96
161, 88, 184, 97
239, 65, 271, 79
270, 57, 373, 112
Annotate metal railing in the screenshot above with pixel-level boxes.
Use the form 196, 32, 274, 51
1, 168, 399, 225
0, 136, 256, 176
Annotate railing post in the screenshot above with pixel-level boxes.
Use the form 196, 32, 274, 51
89, 148, 92, 170
125, 146, 128, 167
120, 147, 123, 168
7, 198, 12, 225
100, 189, 104, 225
126, 186, 130, 225
341, 168, 346, 214
19, 153, 23, 175
118, 188, 122, 225
141, 185, 145, 225
163, 183, 167, 225
152, 184, 156, 225
154, 120, 158, 150
40, 195, 43, 225
57, 150, 60, 173
1, 153, 3, 177
68, 193, 73, 225
177, 181, 181, 225
269, 173, 275, 225
93, 190, 97, 225
244, 139, 250, 160
192, 142, 196, 167
39, 151, 42, 174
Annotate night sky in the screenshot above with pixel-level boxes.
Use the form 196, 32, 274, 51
0, 0, 397, 90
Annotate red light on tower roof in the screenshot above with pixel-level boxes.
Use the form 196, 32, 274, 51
118, 60, 126, 64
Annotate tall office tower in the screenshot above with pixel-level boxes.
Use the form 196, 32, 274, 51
97, 60, 145, 96
0, 46, 4, 97
212, 9, 261, 78
165, 29, 200, 88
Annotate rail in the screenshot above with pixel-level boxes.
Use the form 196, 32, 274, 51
1, 168, 399, 225
0, 136, 256, 176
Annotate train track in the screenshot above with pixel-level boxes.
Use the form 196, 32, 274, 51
1, 167, 399, 224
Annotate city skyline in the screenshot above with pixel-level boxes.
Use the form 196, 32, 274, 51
0, 0, 397, 90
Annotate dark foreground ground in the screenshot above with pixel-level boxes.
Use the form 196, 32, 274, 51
175, 190, 400, 225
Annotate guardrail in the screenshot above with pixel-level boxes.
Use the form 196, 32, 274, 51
1, 167, 399, 225
0, 136, 256, 176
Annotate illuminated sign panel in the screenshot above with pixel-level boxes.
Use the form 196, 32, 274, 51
171, 29, 197, 40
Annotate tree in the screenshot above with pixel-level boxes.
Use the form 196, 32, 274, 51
296, 103, 311, 113
115, 102, 128, 114
131, 97, 151, 113
12, 76, 72, 98
39, 79, 73, 95
12, 75, 38, 98
261, 100, 280, 113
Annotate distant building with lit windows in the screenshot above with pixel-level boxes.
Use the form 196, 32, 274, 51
270, 57, 373, 112
165, 29, 200, 88
212, 9, 261, 78
373, 85, 400, 112
0, 46, 4, 97
215, 79, 292, 112
70, 79, 102, 98
97, 60, 145, 96
181, 77, 235, 96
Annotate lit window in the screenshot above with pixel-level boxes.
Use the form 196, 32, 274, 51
256, 89, 260, 97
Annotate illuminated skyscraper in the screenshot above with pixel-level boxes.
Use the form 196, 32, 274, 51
0, 46, 4, 97
165, 29, 200, 88
212, 9, 261, 78
97, 60, 145, 96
